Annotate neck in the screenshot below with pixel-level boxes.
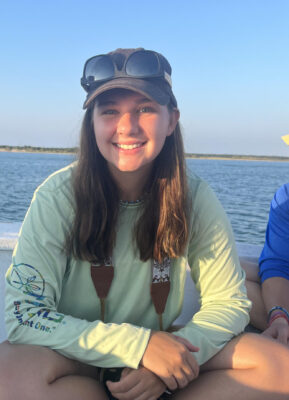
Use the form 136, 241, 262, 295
117, 172, 146, 202
108, 165, 152, 202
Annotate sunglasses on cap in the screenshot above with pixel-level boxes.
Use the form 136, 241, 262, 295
81, 50, 172, 93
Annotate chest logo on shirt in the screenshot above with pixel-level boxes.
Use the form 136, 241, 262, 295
9, 263, 45, 300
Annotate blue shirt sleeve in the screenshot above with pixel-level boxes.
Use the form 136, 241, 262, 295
259, 183, 289, 283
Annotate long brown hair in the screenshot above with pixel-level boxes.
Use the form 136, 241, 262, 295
66, 101, 191, 263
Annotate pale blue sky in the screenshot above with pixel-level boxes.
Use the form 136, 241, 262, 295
0, 0, 289, 155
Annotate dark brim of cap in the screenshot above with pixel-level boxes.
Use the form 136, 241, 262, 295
83, 77, 175, 109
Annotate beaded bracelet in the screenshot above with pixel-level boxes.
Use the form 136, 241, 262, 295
268, 312, 289, 327
267, 306, 289, 322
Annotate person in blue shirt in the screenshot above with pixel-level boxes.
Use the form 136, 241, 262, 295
242, 183, 289, 345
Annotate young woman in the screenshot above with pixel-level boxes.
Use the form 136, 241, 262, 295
1, 48, 289, 400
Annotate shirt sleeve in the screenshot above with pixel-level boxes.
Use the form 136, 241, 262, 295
5, 183, 150, 369
173, 180, 251, 365
259, 183, 289, 283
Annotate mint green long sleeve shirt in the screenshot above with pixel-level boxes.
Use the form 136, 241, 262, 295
5, 164, 250, 368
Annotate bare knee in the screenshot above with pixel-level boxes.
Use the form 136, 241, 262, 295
259, 337, 289, 393
237, 334, 289, 394
240, 258, 260, 282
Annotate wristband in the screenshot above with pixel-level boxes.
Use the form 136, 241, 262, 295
268, 313, 289, 327
267, 306, 289, 322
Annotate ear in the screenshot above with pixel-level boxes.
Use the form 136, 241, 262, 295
167, 108, 180, 136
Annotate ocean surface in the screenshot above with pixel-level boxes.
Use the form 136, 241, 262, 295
0, 152, 288, 245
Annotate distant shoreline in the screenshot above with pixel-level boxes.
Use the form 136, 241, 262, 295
1, 145, 289, 162
185, 154, 289, 162
0, 146, 77, 155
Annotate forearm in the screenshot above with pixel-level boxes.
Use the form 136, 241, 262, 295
261, 277, 289, 316
261, 277, 289, 344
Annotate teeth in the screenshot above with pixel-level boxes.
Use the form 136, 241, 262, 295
116, 143, 143, 150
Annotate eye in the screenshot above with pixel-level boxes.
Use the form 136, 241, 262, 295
102, 109, 118, 115
138, 106, 156, 113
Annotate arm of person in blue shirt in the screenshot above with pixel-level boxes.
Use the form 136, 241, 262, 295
259, 184, 289, 345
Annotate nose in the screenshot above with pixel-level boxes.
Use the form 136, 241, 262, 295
117, 112, 139, 135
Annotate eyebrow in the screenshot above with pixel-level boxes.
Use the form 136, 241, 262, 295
96, 97, 153, 107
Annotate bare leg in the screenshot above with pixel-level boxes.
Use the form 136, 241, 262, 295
173, 333, 289, 399
240, 258, 267, 330
0, 341, 108, 400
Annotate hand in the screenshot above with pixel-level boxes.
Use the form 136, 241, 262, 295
106, 367, 166, 400
140, 331, 199, 391
262, 318, 289, 346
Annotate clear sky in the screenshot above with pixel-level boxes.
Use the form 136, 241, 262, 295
1, 0, 289, 156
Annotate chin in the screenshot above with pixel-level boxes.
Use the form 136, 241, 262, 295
110, 161, 152, 175
115, 162, 145, 172
117, 167, 141, 173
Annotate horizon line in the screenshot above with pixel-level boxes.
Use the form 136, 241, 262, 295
0, 145, 289, 161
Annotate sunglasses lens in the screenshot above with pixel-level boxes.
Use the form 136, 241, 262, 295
85, 56, 114, 83
126, 52, 159, 77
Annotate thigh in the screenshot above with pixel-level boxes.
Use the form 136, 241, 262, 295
201, 332, 289, 372
0, 340, 97, 386
0, 341, 109, 400
173, 334, 289, 399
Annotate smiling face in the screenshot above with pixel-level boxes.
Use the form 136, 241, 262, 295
92, 89, 179, 185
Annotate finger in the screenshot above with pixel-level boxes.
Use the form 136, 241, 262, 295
169, 352, 197, 385
106, 373, 136, 394
172, 356, 199, 389
162, 375, 178, 391
121, 367, 133, 379
176, 363, 198, 388
173, 370, 189, 389
277, 327, 289, 345
262, 327, 277, 339
173, 336, 200, 352
109, 381, 150, 400
106, 368, 147, 395
124, 389, 159, 400
180, 364, 197, 384
109, 386, 139, 400
186, 353, 199, 379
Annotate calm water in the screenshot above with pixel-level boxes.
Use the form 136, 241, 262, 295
187, 158, 289, 245
0, 152, 76, 224
0, 152, 288, 245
